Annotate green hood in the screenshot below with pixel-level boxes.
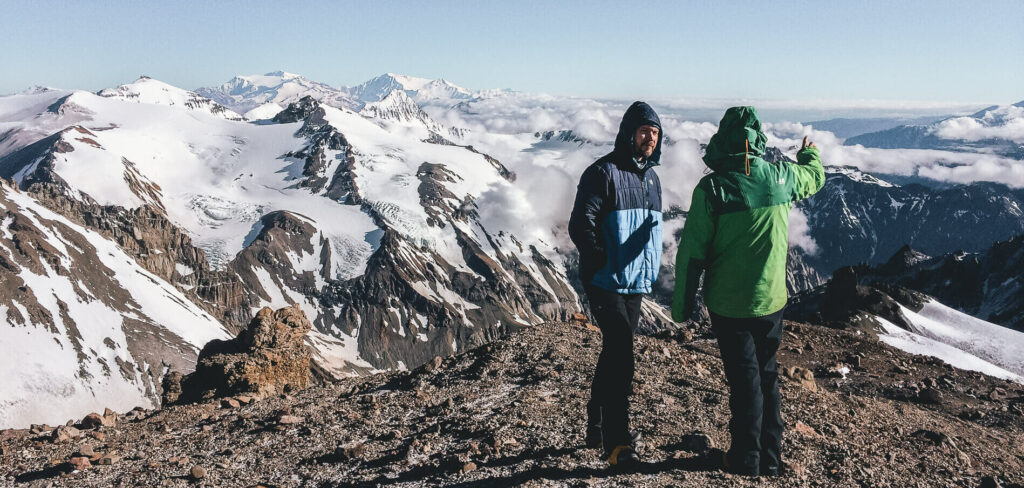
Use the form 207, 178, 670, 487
702, 106, 768, 172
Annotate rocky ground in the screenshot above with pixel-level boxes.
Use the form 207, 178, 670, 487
2, 318, 1023, 487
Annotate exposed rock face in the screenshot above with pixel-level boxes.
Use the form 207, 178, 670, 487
0, 180, 228, 428
790, 236, 1024, 334
173, 305, 312, 404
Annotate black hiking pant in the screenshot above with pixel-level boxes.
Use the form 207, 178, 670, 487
584, 284, 643, 453
711, 307, 785, 475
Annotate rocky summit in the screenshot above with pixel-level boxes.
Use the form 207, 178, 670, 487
2, 315, 1023, 487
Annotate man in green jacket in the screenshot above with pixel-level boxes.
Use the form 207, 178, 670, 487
672, 106, 825, 476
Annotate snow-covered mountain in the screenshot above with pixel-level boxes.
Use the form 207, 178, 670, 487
0, 77, 578, 427
845, 101, 1024, 159
855, 235, 1024, 332
98, 76, 242, 120
345, 73, 472, 105
874, 300, 1024, 383
196, 71, 474, 116
0, 179, 231, 428
794, 165, 1024, 275
195, 71, 361, 114
789, 249, 1024, 385
1, 71, 1021, 429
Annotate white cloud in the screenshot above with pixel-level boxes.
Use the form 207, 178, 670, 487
933, 105, 1024, 143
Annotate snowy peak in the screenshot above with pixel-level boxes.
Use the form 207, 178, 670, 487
262, 70, 301, 79
826, 165, 896, 187
97, 77, 241, 120
196, 72, 359, 114
345, 73, 472, 104
358, 89, 441, 132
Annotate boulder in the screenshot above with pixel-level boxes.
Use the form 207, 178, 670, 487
172, 305, 312, 404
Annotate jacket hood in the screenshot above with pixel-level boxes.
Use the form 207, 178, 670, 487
613, 101, 663, 167
703, 106, 767, 172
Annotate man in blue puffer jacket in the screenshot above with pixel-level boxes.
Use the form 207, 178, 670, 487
568, 101, 663, 468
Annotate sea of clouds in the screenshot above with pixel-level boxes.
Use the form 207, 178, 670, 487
423, 92, 1023, 261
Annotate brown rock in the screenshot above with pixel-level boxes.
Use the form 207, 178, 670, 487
161, 371, 184, 405
333, 443, 366, 461
88, 431, 106, 441
221, 397, 241, 409
783, 366, 817, 391
461, 461, 477, 473
277, 415, 304, 425
69, 456, 91, 470
74, 444, 95, 457
98, 453, 119, 465
190, 465, 207, 479
989, 387, 1008, 401
236, 395, 253, 405
792, 421, 822, 438
51, 425, 81, 443
424, 356, 443, 372
80, 413, 103, 429
176, 305, 313, 403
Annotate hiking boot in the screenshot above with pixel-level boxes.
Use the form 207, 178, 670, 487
606, 445, 640, 469
721, 452, 759, 477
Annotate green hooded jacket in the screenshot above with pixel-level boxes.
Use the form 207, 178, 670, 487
672, 106, 825, 320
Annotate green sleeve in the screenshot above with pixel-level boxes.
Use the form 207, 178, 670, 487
790, 146, 825, 201
672, 186, 714, 322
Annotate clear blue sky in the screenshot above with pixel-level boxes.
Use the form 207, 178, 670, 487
2, 0, 1021, 104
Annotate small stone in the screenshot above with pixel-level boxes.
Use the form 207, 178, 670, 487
791, 421, 822, 438
51, 425, 82, 443
783, 461, 806, 476
911, 429, 948, 445
783, 367, 817, 391
989, 387, 1008, 401
202, 424, 213, 432
69, 456, 91, 470
221, 398, 241, 409
461, 461, 477, 473
74, 444, 96, 457
88, 431, 106, 441
278, 415, 304, 425
98, 453, 119, 465
424, 356, 443, 372
190, 465, 207, 479
333, 443, 366, 461
236, 395, 253, 405
678, 433, 713, 453
80, 413, 103, 429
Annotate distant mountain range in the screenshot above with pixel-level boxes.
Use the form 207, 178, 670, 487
0, 70, 1020, 428
843, 101, 1024, 160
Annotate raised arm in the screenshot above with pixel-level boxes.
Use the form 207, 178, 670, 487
789, 135, 825, 202
672, 186, 715, 322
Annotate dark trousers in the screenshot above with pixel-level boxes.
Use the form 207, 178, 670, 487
710, 308, 785, 474
584, 284, 642, 452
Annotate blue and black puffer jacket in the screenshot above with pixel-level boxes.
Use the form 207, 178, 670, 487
569, 101, 663, 294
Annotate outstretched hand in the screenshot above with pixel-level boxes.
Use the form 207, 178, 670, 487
801, 135, 817, 149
